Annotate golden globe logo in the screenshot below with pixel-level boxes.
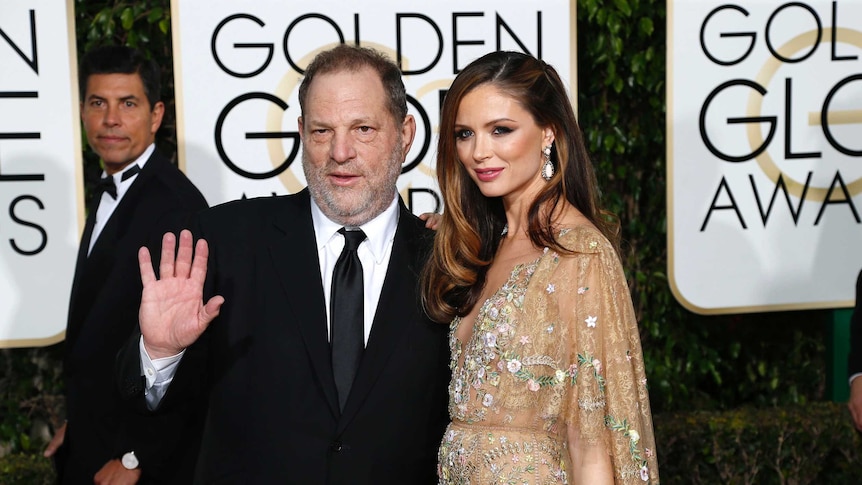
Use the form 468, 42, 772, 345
697, 3, 862, 231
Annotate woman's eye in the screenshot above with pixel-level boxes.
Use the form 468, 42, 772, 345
455, 129, 473, 140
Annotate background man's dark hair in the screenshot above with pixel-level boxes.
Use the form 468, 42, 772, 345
78, 45, 161, 109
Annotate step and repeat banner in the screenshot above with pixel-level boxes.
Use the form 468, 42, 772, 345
172, 0, 575, 213
0, 1, 83, 347
668, 1, 862, 313
0, 1, 574, 345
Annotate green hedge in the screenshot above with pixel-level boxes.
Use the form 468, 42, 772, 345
0, 453, 54, 485
655, 402, 862, 484
3, 403, 858, 483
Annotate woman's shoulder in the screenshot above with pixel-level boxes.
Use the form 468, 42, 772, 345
555, 223, 615, 256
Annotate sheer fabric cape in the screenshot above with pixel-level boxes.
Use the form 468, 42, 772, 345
440, 225, 658, 483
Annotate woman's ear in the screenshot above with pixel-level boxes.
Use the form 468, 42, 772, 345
543, 127, 556, 147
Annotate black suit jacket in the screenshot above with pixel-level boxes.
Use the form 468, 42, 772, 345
62, 151, 208, 483
848, 269, 862, 376
119, 190, 450, 484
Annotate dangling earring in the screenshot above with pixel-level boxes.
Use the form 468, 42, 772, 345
541, 145, 554, 181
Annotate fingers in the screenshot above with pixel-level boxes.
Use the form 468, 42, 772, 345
419, 212, 441, 230
175, 229, 195, 279
159, 232, 177, 279
43, 422, 66, 457
43, 439, 58, 457
851, 402, 862, 432
139, 246, 155, 286
190, 237, 210, 285
148, 231, 198, 281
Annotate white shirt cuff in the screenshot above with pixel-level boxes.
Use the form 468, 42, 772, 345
139, 336, 184, 409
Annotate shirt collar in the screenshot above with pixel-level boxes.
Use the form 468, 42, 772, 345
104, 143, 153, 188
311, 193, 400, 264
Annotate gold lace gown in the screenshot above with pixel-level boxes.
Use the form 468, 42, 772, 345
438, 227, 659, 484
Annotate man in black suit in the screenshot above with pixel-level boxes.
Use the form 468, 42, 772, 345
44, 45, 208, 484
119, 44, 450, 483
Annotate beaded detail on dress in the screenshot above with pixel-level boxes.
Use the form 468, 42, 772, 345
437, 226, 659, 484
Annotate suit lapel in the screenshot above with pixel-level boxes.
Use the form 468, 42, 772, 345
67, 154, 161, 343
338, 201, 428, 431
268, 190, 340, 418
87, 154, 160, 263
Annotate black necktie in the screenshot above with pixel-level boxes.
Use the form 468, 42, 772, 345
331, 227, 366, 411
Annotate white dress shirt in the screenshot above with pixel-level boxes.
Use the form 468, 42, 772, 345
88, 143, 153, 254
311, 194, 399, 345
141, 192, 401, 409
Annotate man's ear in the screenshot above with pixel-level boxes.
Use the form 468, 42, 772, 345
401, 114, 416, 156
150, 101, 166, 134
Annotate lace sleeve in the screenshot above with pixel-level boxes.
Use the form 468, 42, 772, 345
556, 229, 659, 483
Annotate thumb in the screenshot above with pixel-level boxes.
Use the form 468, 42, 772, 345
201, 295, 225, 325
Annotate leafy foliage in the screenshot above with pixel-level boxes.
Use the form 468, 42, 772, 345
0, 347, 64, 455
655, 402, 862, 484
0, 452, 54, 484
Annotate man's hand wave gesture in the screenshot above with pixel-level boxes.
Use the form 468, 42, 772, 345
139, 230, 224, 359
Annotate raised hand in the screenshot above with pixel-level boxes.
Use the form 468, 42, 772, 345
139, 230, 224, 359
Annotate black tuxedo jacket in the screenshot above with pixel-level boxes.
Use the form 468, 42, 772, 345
848, 269, 862, 376
119, 190, 450, 484
62, 151, 208, 483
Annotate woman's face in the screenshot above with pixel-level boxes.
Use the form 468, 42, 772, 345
454, 84, 554, 204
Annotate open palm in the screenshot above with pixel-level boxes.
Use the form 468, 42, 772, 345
139, 230, 224, 359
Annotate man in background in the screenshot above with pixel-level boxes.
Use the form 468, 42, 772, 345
44, 45, 208, 484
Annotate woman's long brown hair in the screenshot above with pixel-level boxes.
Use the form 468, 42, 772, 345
422, 51, 619, 324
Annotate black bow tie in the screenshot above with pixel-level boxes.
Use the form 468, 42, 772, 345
95, 164, 141, 200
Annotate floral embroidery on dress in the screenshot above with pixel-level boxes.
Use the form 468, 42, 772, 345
606, 415, 651, 482
439, 226, 659, 484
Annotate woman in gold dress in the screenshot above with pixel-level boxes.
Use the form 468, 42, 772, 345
422, 51, 659, 484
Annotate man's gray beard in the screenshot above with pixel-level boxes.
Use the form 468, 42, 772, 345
303, 144, 403, 227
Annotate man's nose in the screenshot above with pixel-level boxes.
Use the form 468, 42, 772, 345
330, 131, 357, 163
103, 103, 121, 126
